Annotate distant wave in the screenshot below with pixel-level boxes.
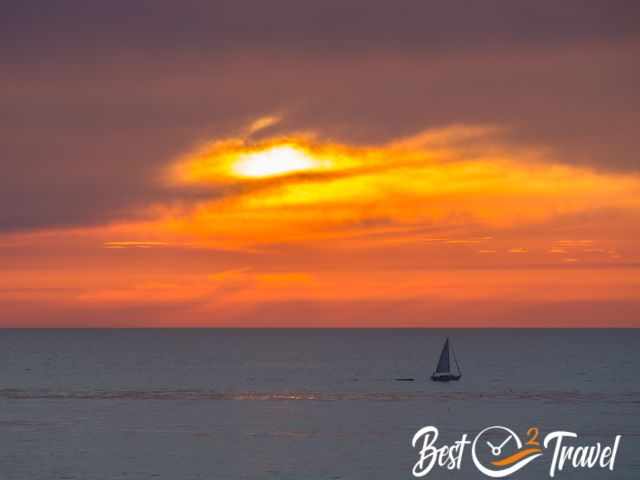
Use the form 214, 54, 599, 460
0, 389, 638, 403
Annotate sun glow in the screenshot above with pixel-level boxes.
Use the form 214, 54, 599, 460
232, 145, 317, 178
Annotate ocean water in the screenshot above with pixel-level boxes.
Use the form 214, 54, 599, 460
0, 329, 637, 479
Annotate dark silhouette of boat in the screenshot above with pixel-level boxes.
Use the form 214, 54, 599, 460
431, 337, 461, 382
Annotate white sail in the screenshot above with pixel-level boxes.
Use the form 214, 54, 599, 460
432, 338, 461, 380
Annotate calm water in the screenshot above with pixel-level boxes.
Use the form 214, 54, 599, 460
0, 329, 637, 479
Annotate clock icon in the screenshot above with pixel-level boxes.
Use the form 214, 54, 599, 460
472, 426, 542, 478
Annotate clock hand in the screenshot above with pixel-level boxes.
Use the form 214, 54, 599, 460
498, 436, 512, 449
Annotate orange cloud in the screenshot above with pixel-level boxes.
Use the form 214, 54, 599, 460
158, 123, 640, 251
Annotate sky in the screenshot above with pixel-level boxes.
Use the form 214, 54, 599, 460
1, 1, 640, 326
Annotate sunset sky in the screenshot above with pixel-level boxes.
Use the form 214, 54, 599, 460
2, 1, 640, 326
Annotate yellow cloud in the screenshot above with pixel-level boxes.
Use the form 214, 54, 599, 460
246, 115, 281, 134
104, 241, 169, 249
162, 121, 640, 250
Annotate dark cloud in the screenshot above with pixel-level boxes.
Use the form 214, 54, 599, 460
0, 124, 234, 232
2, 1, 639, 59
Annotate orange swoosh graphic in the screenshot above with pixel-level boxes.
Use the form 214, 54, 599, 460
491, 447, 543, 467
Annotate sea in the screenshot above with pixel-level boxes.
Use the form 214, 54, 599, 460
0, 329, 637, 479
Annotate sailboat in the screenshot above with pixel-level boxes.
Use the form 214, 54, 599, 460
431, 337, 462, 382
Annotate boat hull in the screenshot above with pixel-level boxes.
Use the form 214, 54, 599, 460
431, 374, 461, 382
